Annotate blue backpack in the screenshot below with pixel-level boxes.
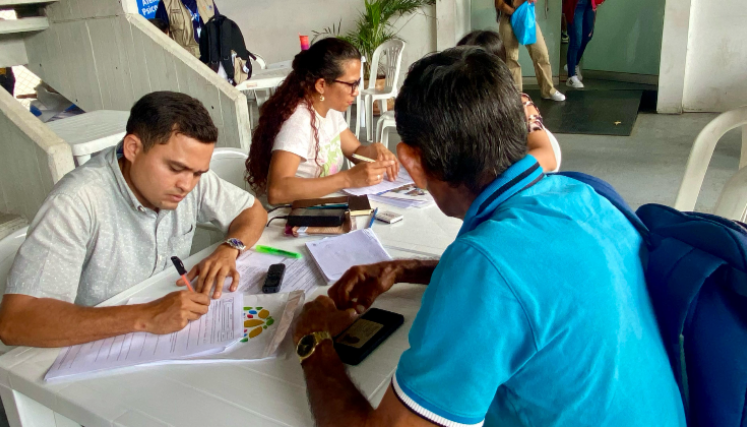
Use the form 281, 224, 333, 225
556, 172, 747, 427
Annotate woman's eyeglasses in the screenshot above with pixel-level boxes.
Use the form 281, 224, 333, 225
333, 79, 362, 94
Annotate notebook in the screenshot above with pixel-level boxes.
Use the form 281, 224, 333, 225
306, 229, 393, 282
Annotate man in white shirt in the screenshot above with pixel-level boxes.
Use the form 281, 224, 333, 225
0, 91, 267, 348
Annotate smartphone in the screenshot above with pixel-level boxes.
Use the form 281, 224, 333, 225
334, 308, 404, 365
262, 263, 286, 294
287, 208, 346, 227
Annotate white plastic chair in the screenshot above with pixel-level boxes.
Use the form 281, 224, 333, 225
674, 107, 747, 220
546, 129, 562, 173
0, 227, 28, 354
192, 148, 251, 255
376, 110, 396, 151
346, 56, 366, 140
209, 147, 249, 190
363, 40, 406, 142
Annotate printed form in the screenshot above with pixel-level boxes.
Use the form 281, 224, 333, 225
45, 293, 243, 381
233, 251, 327, 293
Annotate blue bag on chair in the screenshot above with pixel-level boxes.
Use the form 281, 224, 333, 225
510, 2, 537, 45
555, 171, 747, 427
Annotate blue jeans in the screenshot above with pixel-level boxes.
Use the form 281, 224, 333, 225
567, 0, 595, 77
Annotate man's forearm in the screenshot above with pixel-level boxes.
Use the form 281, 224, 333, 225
227, 203, 267, 248
303, 340, 374, 427
0, 296, 150, 348
393, 259, 439, 285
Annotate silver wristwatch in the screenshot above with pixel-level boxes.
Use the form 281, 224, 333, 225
222, 238, 247, 253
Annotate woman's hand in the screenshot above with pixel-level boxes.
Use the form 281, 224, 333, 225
369, 143, 400, 181
344, 160, 395, 188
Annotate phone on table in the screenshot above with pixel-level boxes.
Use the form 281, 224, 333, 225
334, 308, 404, 365
262, 263, 286, 294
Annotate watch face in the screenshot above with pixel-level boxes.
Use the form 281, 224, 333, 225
297, 334, 316, 358
227, 238, 246, 250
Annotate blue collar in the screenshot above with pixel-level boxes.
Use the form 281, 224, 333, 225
458, 155, 544, 237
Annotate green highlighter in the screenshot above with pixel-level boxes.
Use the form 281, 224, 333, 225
254, 245, 303, 259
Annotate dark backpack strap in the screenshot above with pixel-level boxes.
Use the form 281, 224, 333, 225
218, 16, 234, 82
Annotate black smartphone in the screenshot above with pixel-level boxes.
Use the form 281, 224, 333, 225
262, 263, 286, 294
287, 208, 346, 227
334, 308, 404, 366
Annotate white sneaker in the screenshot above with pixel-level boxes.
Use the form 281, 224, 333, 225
566, 76, 584, 89
563, 64, 583, 81
543, 90, 566, 102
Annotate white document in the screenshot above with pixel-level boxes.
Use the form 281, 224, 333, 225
342, 167, 414, 196
306, 229, 393, 282
142, 291, 306, 365
45, 293, 244, 381
232, 251, 327, 293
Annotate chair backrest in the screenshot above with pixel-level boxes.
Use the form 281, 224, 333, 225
210, 147, 249, 191
545, 129, 562, 173
0, 226, 25, 354
559, 171, 747, 427
0, 227, 27, 300
675, 107, 747, 212
252, 53, 267, 70
367, 39, 406, 93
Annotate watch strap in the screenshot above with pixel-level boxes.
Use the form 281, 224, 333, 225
298, 330, 332, 364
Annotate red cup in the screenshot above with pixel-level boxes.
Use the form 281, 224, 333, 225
299, 35, 310, 51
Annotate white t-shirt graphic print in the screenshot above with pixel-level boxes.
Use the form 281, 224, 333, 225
272, 103, 348, 179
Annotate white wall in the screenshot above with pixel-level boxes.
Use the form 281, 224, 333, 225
659, 0, 747, 113
682, 0, 747, 112
217, 0, 436, 85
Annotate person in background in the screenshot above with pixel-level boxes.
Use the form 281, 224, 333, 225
290, 46, 686, 427
155, 0, 218, 57
0, 92, 267, 348
149, 17, 170, 36
0, 19, 15, 96
495, 0, 566, 102
0, 67, 15, 96
246, 38, 398, 206
564, 0, 604, 89
458, 30, 557, 172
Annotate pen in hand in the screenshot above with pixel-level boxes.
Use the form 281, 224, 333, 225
171, 256, 194, 292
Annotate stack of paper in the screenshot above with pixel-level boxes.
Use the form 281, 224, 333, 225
370, 183, 435, 209
306, 229, 393, 282
46, 293, 245, 381
44, 250, 323, 382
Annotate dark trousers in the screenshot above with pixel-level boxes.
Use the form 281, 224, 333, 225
0, 68, 15, 96
567, 0, 595, 77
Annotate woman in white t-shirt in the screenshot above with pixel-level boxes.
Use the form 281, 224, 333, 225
246, 38, 398, 205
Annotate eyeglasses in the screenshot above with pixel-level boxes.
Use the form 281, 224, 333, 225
333, 79, 361, 94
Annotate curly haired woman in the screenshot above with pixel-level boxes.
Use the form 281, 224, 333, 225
246, 38, 398, 205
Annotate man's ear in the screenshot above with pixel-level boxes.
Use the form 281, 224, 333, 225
121, 134, 144, 163
397, 143, 428, 189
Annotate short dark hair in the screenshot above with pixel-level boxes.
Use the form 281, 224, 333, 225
126, 91, 218, 151
395, 47, 527, 194
457, 30, 507, 63
149, 18, 169, 34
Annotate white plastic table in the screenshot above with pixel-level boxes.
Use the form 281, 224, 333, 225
47, 111, 130, 166
235, 67, 292, 93
0, 204, 460, 427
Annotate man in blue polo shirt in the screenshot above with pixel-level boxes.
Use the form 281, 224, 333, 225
291, 47, 686, 427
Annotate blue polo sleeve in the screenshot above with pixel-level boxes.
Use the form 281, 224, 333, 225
393, 241, 539, 426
